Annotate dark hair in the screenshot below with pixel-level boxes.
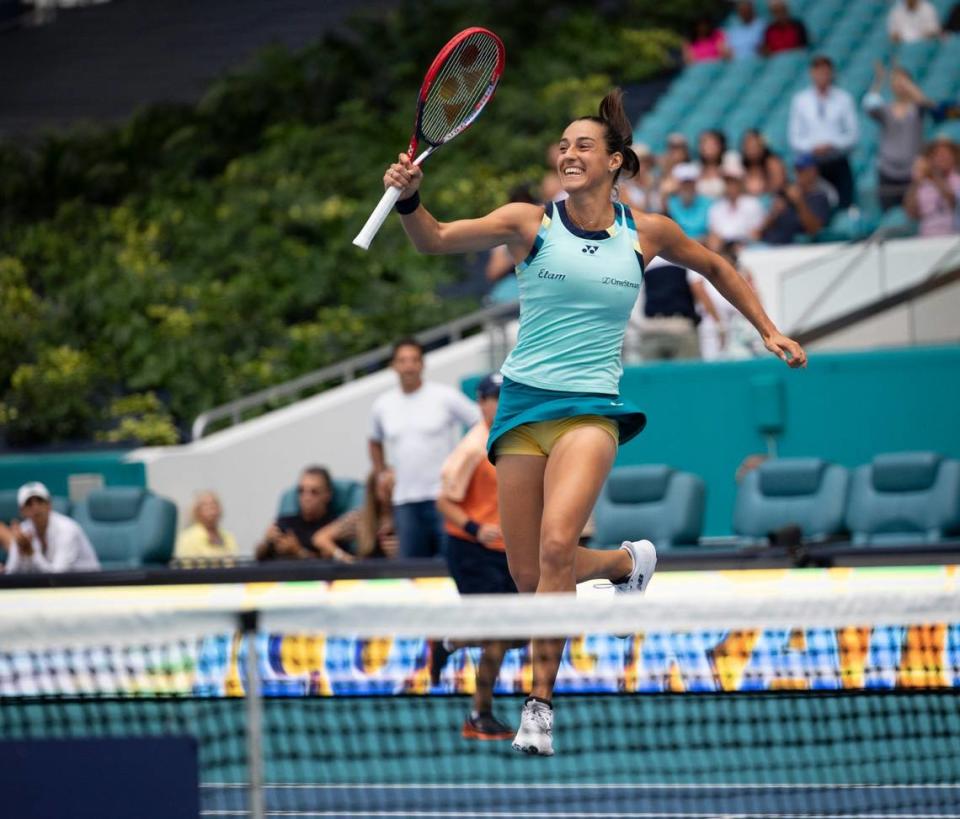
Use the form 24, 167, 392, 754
810, 54, 833, 69
391, 336, 423, 359
576, 88, 639, 183
301, 465, 332, 492
698, 129, 727, 165
508, 183, 538, 205
740, 128, 771, 167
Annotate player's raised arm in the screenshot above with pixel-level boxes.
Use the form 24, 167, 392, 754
638, 212, 807, 368
384, 154, 541, 256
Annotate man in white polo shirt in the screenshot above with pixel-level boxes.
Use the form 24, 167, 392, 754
369, 338, 481, 558
0, 482, 100, 573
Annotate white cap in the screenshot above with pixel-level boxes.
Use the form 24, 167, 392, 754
721, 157, 745, 179
672, 162, 700, 183
17, 481, 51, 508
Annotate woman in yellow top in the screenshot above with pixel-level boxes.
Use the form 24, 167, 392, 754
174, 491, 239, 562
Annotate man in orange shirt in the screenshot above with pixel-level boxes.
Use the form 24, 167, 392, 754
432, 373, 518, 740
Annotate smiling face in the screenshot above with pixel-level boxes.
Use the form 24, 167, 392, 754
557, 120, 621, 194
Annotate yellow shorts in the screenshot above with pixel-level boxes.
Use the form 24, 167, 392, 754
494, 415, 619, 458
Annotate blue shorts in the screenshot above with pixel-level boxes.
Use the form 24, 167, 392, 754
486, 376, 646, 463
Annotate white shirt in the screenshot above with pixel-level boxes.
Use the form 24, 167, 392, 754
888, 1, 941, 42
5, 510, 100, 573
788, 86, 859, 154
708, 195, 766, 242
370, 382, 481, 505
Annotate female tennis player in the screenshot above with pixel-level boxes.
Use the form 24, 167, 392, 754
383, 89, 806, 756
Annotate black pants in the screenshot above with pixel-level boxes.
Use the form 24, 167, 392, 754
877, 170, 911, 212
816, 154, 855, 210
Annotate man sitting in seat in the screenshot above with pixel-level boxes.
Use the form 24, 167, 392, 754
0, 482, 100, 573
256, 466, 353, 562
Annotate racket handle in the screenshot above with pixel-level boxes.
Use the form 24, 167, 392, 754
353, 186, 404, 250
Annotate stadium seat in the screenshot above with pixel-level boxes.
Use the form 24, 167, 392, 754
592, 465, 705, 550
734, 458, 850, 544
277, 478, 365, 519
877, 206, 917, 237
72, 487, 177, 568
0, 490, 72, 522
846, 452, 960, 545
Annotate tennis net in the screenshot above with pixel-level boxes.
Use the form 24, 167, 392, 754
1, 567, 959, 817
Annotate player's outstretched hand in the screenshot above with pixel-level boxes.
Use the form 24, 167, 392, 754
384, 153, 423, 201
763, 332, 807, 369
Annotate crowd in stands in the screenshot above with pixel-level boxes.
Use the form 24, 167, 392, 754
671, 1, 960, 233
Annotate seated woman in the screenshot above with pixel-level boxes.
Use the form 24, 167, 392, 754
904, 136, 960, 237
740, 129, 787, 199
174, 491, 239, 563
683, 17, 729, 64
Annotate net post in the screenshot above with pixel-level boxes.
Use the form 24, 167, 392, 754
240, 609, 265, 819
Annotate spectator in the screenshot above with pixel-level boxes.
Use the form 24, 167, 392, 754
485, 184, 538, 304
904, 135, 960, 236
619, 144, 662, 213
726, 0, 766, 60
689, 242, 760, 361
760, 154, 833, 244
788, 55, 859, 209
321, 471, 398, 560
540, 143, 567, 203
628, 256, 722, 362
888, 0, 941, 43
174, 490, 238, 562
369, 337, 481, 558
740, 129, 788, 197
255, 466, 354, 562
432, 373, 517, 740
707, 158, 766, 248
762, 0, 809, 55
0, 482, 99, 573
696, 129, 728, 198
659, 132, 693, 199
683, 17, 729, 65
666, 163, 713, 241
864, 63, 934, 210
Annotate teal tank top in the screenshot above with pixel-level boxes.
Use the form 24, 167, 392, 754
500, 200, 645, 395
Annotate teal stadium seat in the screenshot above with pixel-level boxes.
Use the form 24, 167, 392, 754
592, 465, 705, 550
277, 479, 365, 519
846, 452, 960, 545
72, 487, 177, 569
734, 458, 850, 544
0, 490, 72, 523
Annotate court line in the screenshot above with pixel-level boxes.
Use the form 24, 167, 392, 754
201, 783, 960, 790
200, 812, 960, 818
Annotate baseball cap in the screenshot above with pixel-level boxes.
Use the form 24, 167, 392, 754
17, 481, 51, 507
476, 373, 503, 399
721, 158, 745, 179
672, 162, 700, 183
793, 153, 817, 170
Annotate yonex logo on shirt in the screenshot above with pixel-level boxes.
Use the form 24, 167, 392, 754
582, 244, 599, 255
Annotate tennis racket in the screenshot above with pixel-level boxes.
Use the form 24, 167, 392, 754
352, 27, 505, 250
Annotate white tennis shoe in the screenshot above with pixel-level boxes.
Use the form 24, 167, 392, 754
512, 698, 554, 756
614, 539, 657, 594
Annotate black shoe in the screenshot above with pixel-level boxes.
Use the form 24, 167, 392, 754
462, 711, 513, 740
429, 640, 452, 686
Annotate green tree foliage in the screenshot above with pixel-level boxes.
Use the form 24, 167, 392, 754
0, 0, 715, 446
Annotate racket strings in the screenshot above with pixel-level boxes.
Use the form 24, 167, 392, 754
420, 33, 501, 144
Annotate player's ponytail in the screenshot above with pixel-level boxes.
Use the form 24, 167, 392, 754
578, 88, 639, 181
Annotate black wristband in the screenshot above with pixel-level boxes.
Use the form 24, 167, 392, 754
463, 520, 481, 538
395, 191, 421, 215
